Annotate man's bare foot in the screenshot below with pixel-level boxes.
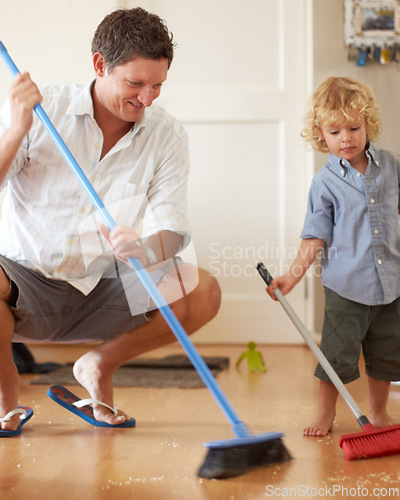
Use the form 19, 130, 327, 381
303, 413, 335, 437
0, 411, 21, 432
0, 296, 21, 432
73, 352, 129, 426
0, 354, 21, 432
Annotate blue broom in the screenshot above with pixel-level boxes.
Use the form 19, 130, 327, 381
0, 41, 291, 478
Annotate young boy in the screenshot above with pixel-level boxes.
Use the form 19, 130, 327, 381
267, 76, 400, 437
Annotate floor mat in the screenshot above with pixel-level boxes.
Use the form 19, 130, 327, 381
30, 355, 230, 388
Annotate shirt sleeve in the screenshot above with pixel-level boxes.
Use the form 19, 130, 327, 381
300, 178, 334, 244
142, 123, 191, 245
0, 99, 29, 188
397, 156, 400, 215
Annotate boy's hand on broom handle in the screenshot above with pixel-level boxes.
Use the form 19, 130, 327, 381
267, 274, 298, 300
266, 237, 325, 301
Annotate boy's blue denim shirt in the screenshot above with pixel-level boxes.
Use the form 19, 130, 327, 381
301, 143, 400, 305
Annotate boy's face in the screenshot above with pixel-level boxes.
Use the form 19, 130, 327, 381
320, 117, 368, 167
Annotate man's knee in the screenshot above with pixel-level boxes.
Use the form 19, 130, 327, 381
197, 269, 221, 319
157, 264, 220, 332
182, 269, 221, 331
0, 267, 11, 301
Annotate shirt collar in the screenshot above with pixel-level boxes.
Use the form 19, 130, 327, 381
66, 80, 95, 117
66, 79, 147, 134
365, 143, 380, 167
328, 143, 381, 178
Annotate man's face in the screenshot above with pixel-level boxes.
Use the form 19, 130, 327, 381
93, 54, 169, 124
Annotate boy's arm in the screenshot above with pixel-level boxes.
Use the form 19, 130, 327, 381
267, 237, 324, 300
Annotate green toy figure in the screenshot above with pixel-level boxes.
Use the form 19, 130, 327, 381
236, 341, 267, 373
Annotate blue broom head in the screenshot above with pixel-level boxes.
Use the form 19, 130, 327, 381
197, 432, 292, 479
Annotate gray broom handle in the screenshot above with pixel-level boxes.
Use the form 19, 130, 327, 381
273, 287, 363, 420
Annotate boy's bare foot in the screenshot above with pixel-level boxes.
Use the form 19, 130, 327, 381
303, 412, 335, 437
304, 380, 338, 436
369, 410, 395, 428
368, 378, 394, 429
73, 352, 130, 426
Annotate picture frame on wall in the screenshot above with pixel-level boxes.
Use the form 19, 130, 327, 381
344, 0, 400, 47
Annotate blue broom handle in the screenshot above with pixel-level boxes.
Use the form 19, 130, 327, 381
0, 41, 250, 438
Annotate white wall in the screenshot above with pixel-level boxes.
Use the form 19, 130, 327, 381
0, 0, 115, 92
147, 0, 313, 344
5, 2, 396, 341
0, 0, 120, 212
0, 0, 314, 345
313, 2, 400, 155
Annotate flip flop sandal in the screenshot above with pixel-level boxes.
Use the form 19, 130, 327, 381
47, 385, 135, 428
0, 406, 34, 437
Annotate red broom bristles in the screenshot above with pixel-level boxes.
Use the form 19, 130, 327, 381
339, 423, 400, 460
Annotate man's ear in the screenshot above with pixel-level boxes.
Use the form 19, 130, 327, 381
92, 52, 107, 77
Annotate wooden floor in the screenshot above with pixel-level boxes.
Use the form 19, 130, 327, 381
2, 343, 400, 499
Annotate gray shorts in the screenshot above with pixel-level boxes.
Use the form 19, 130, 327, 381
315, 287, 400, 383
0, 255, 178, 344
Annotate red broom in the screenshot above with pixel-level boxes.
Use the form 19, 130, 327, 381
257, 263, 400, 460
339, 420, 400, 460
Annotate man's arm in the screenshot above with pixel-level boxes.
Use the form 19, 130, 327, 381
99, 224, 183, 268
0, 73, 42, 185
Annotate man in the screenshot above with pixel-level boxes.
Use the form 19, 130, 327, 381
0, 8, 220, 433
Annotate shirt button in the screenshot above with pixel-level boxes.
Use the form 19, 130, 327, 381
378, 259, 382, 265
356, 172, 361, 177
370, 198, 375, 204
374, 229, 380, 234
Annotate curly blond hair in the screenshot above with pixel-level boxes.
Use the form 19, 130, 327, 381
301, 76, 382, 153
